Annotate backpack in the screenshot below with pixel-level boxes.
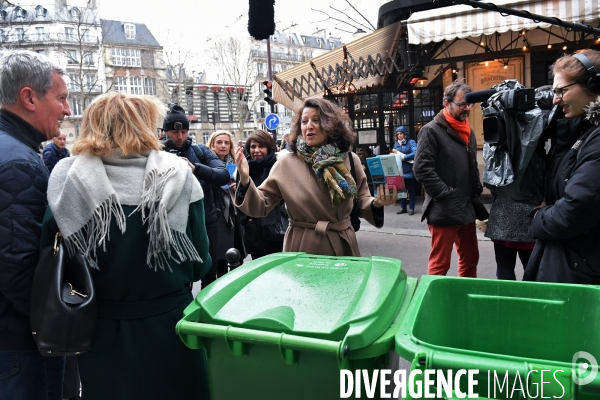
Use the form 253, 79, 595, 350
192, 144, 205, 164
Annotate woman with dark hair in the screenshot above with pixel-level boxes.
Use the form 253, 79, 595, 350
234, 98, 397, 256
237, 130, 287, 258
524, 49, 600, 284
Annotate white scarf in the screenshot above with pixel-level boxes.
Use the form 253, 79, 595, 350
47, 150, 204, 271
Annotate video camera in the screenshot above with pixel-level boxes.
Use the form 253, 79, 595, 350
466, 80, 555, 205
464, 84, 536, 145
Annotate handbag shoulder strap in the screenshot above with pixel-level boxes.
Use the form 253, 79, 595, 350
348, 151, 357, 182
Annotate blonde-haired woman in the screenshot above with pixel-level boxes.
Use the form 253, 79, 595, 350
40, 92, 211, 400
206, 130, 246, 280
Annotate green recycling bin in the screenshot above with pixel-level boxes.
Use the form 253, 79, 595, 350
177, 252, 416, 400
395, 275, 600, 400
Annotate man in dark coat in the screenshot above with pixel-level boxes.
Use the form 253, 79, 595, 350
42, 129, 70, 173
162, 104, 229, 288
0, 50, 71, 399
414, 81, 487, 277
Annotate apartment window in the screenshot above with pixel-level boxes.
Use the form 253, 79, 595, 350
66, 50, 77, 64
0, 30, 7, 43
114, 76, 128, 93
82, 29, 90, 42
64, 27, 75, 41
83, 52, 94, 66
35, 49, 45, 56
202, 132, 210, 144
68, 74, 80, 91
85, 74, 96, 91
14, 7, 26, 20
70, 98, 83, 116
144, 77, 156, 96
111, 48, 141, 67
35, 27, 45, 41
130, 76, 143, 95
260, 103, 265, 118
15, 28, 25, 41
70, 8, 79, 18
124, 24, 136, 40
35, 6, 47, 18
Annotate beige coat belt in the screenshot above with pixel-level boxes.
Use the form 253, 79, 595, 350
288, 219, 352, 255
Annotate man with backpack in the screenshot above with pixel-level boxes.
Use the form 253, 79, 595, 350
162, 104, 229, 287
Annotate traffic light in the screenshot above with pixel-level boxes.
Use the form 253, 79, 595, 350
262, 80, 276, 106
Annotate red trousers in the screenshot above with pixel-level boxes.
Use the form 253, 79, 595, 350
427, 223, 478, 277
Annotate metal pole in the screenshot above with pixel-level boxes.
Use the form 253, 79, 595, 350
266, 37, 277, 144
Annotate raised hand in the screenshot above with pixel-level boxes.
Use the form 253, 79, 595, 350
235, 145, 250, 186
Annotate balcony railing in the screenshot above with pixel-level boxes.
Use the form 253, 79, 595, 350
252, 50, 305, 62
0, 32, 99, 44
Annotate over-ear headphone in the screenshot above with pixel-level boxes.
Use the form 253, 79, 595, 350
573, 53, 600, 94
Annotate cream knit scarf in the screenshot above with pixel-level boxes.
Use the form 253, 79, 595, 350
47, 150, 204, 271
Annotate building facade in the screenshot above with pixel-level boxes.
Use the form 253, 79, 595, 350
101, 19, 168, 104
0, 0, 106, 143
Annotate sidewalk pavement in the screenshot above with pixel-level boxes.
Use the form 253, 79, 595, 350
361, 195, 492, 241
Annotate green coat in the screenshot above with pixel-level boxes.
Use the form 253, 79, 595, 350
41, 200, 211, 400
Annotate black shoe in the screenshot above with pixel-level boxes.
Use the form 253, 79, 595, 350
408, 209, 414, 215
397, 209, 407, 214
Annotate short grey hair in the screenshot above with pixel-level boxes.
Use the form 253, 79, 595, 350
443, 80, 472, 102
0, 50, 65, 105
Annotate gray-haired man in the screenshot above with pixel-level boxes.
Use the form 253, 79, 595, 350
0, 50, 71, 399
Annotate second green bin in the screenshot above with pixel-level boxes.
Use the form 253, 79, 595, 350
395, 275, 600, 400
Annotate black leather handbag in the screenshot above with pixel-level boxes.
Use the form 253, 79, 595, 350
348, 152, 361, 231
30, 232, 97, 356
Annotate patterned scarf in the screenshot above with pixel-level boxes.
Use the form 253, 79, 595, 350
296, 137, 357, 206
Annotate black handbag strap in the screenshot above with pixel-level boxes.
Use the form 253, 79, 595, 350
348, 152, 357, 185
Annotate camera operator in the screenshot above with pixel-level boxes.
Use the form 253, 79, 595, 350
524, 50, 600, 285
162, 104, 229, 288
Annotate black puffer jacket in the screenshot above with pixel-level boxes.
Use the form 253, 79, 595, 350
0, 110, 49, 351
414, 110, 483, 226
164, 138, 229, 224
524, 107, 600, 285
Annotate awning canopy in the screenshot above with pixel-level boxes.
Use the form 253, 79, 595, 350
273, 21, 403, 111
406, 0, 600, 45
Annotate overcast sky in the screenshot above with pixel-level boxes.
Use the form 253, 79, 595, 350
87, 0, 388, 71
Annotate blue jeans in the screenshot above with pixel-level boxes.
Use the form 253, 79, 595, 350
0, 350, 65, 400
400, 178, 416, 211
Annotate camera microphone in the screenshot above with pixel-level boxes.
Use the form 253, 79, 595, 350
464, 89, 497, 104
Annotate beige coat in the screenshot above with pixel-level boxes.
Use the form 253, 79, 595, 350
235, 152, 382, 256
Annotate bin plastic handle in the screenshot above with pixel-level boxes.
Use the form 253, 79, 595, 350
178, 321, 346, 365
278, 333, 298, 365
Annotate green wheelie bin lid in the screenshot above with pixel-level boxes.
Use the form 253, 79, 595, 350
395, 275, 600, 399
180, 252, 408, 353
177, 253, 415, 400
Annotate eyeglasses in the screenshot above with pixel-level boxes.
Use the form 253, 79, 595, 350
552, 82, 579, 99
451, 101, 474, 110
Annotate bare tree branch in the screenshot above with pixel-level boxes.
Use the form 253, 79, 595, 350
310, 8, 363, 32
344, 0, 376, 31
329, 5, 373, 32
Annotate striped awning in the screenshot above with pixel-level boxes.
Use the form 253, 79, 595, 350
406, 0, 600, 45
273, 21, 403, 111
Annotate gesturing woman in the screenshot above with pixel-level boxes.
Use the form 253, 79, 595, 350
234, 98, 397, 256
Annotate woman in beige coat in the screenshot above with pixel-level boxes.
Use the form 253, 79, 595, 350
234, 98, 396, 256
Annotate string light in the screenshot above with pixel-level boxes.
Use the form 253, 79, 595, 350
547, 44, 552, 49
562, 45, 568, 51
485, 61, 489, 67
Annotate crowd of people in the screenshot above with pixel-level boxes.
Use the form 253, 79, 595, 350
1, 46, 600, 399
